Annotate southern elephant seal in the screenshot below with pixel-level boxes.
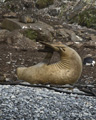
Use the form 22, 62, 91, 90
17, 42, 82, 85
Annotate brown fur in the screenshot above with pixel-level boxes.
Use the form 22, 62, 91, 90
17, 42, 82, 85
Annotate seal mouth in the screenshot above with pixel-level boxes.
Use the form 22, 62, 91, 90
38, 45, 53, 53
38, 41, 60, 52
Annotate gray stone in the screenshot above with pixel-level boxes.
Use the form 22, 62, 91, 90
71, 32, 83, 42
57, 28, 69, 38
1, 19, 55, 41
1, 19, 22, 31
3, 12, 17, 18
90, 34, 96, 42
0, 29, 37, 50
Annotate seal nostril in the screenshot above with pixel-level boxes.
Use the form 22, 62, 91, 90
62, 48, 65, 51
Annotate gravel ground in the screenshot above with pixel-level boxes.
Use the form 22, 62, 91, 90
0, 85, 96, 120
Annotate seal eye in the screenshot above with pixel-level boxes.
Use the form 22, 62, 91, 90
62, 48, 65, 51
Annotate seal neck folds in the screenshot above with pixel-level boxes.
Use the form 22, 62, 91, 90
52, 59, 71, 70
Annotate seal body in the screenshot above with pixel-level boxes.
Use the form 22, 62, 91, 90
17, 42, 82, 85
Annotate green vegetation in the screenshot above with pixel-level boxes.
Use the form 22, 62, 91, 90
75, 7, 96, 29
36, 0, 54, 9
6, 3, 17, 12
59, 4, 66, 18
23, 29, 38, 41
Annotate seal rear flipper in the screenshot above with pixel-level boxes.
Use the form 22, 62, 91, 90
17, 67, 27, 80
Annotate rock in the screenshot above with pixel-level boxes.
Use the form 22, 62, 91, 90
0, 0, 5, 2
1, 18, 54, 42
1, 19, 22, 31
84, 41, 96, 49
0, 29, 11, 43
0, 30, 37, 50
90, 34, 96, 42
56, 27, 83, 42
64, 29, 75, 36
21, 20, 55, 41
66, 42, 83, 49
92, 88, 96, 96
56, 28, 69, 39
66, 0, 86, 21
21, 29, 52, 42
10, 32, 37, 50
36, 0, 54, 9
21, 29, 38, 41
3, 11, 17, 18
71, 32, 83, 42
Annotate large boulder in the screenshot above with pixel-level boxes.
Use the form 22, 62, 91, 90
0, 29, 37, 50
1, 18, 55, 42
1, 19, 22, 31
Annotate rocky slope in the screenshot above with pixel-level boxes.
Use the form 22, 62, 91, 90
0, 0, 96, 119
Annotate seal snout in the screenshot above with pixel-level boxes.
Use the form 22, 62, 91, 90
39, 41, 65, 52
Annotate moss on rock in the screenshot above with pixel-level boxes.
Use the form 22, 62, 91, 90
74, 7, 96, 29
23, 29, 38, 41
22, 28, 53, 42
